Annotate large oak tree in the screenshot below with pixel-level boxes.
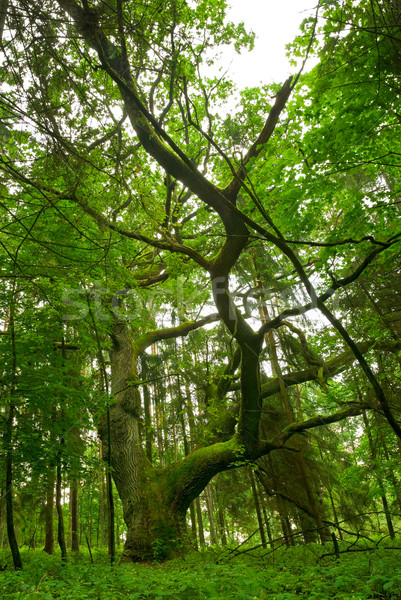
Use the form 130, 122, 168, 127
0, 0, 400, 561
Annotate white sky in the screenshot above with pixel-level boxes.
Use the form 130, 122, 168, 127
223, 0, 318, 87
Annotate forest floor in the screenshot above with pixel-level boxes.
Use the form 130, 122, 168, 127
0, 542, 401, 599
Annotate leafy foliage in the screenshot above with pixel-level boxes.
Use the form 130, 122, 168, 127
0, 0, 401, 569
2, 546, 401, 599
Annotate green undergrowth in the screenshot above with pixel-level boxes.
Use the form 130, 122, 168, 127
1, 543, 401, 600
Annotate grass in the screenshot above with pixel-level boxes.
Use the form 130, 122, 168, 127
0, 542, 401, 599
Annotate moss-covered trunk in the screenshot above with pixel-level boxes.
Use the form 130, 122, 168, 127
99, 320, 192, 561
103, 409, 190, 560
102, 400, 239, 561
99, 319, 260, 562
120, 468, 189, 562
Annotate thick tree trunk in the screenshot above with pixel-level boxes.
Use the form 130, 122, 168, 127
100, 321, 188, 561
101, 314, 359, 561
103, 325, 272, 560
101, 319, 243, 560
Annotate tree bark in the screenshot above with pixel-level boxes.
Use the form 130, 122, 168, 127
43, 467, 55, 554
249, 468, 267, 549
0, 487, 5, 549
106, 467, 115, 561
5, 294, 22, 570
141, 355, 153, 463
98, 447, 107, 546
196, 497, 205, 547
100, 319, 187, 561
260, 295, 328, 544
214, 483, 228, 546
0, 0, 9, 44
204, 484, 217, 545
362, 410, 395, 539
95, 313, 374, 560
70, 478, 79, 553
56, 455, 67, 561
5, 400, 22, 570
255, 476, 274, 548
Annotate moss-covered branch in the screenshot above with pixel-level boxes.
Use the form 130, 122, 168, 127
270, 403, 371, 449
132, 313, 220, 358
168, 401, 370, 513
260, 340, 396, 400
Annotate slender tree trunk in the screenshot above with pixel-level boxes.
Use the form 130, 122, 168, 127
316, 439, 342, 541
106, 408, 115, 563
328, 490, 343, 541
362, 411, 395, 539
0, 0, 9, 44
89, 301, 115, 562
142, 355, 153, 463
376, 416, 401, 514
5, 294, 22, 570
204, 485, 217, 545
255, 477, 274, 548
262, 507, 274, 549
276, 496, 293, 547
56, 455, 67, 561
151, 351, 165, 468
188, 502, 197, 549
98, 444, 107, 546
177, 397, 198, 549
0, 487, 5, 549
260, 294, 327, 544
43, 467, 55, 554
196, 497, 205, 547
257, 458, 292, 546
217, 506, 227, 546
249, 468, 267, 549
116, 515, 120, 548
381, 493, 395, 539
88, 485, 93, 547
70, 478, 79, 553
214, 484, 227, 546
5, 401, 22, 569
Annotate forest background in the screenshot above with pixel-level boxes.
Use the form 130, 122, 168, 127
0, 0, 401, 597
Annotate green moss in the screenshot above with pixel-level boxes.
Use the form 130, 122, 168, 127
166, 435, 240, 509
